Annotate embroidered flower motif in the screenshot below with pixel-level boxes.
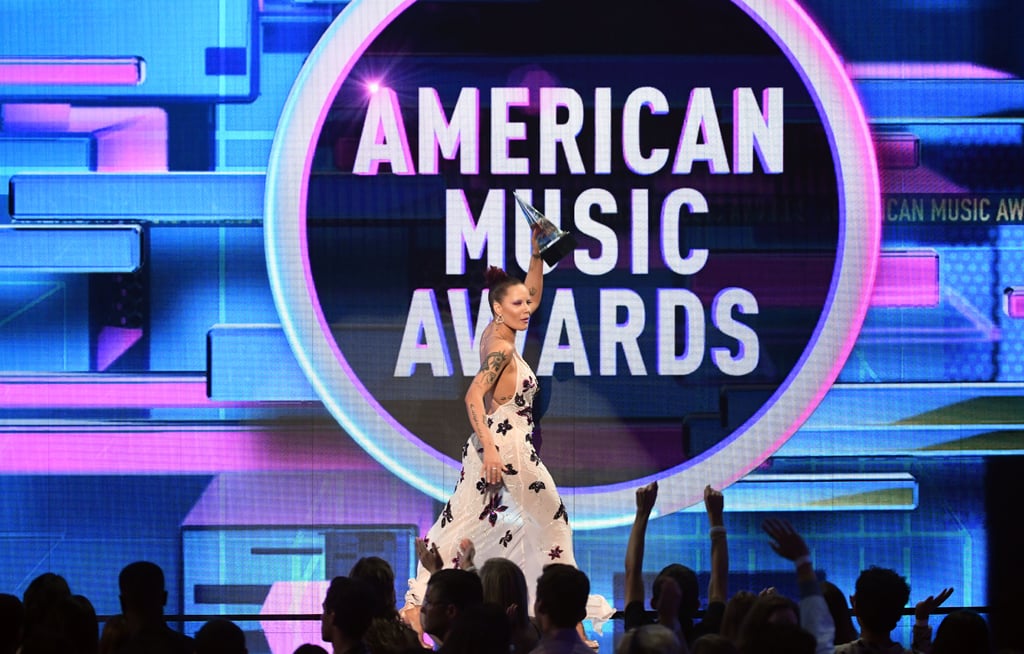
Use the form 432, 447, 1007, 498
516, 406, 533, 425
495, 419, 512, 435
500, 530, 513, 548
476, 478, 488, 494
462, 442, 469, 459
486, 417, 494, 428
548, 545, 563, 560
478, 492, 508, 527
522, 377, 535, 391
514, 393, 525, 407
502, 463, 518, 476
441, 501, 454, 528
553, 501, 568, 524
529, 449, 541, 465
528, 480, 546, 493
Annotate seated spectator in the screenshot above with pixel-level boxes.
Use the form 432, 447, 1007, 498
419, 569, 483, 649
719, 592, 756, 644
0, 593, 24, 654
438, 602, 511, 654
835, 566, 912, 654
294, 645, 329, 654
22, 573, 71, 646
931, 610, 991, 654
98, 615, 129, 654
821, 582, 858, 647
740, 622, 816, 654
479, 557, 541, 654
615, 623, 686, 654
321, 576, 376, 654
531, 564, 592, 654
62, 594, 99, 654
195, 618, 247, 654
116, 561, 193, 654
735, 592, 801, 653
349, 556, 421, 653
20, 576, 97, 654
624, 483, 727, 646
691, 634, 738, 654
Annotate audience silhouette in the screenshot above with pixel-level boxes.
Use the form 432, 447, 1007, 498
320, 576, 376, 654
0, 483, 1001, 654
531, 564, 593, 654
115, 561, 193, 654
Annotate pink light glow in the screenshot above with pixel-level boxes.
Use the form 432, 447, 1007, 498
0, 58, 143, 85
691, 251, 937, 308
0, 375, 248, 408
3, 104, 168, 171
0, 426, 380, 474
96, 327, 143, 371
260, 582, 327, 654
1004, 288, 1024, 318
871, 250, 940, 307
848, 61, 1014, 80
366, 80, 381, 94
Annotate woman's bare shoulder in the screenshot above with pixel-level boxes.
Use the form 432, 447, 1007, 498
477, 333, 515, 371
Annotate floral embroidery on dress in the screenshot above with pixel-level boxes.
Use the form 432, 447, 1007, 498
514, 393, 525, 407
502, 463, 518, 475
499, 530, 513, 548
440, 501, 454, 528
529, 480, 546, 493
553, 501, 568, 524
548, 545, 563, 560
495, 419, 512, 435
516, 406, 533, 425
478, 493, 508, 527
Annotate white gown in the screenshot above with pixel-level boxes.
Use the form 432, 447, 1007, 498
406, 349, 577, 603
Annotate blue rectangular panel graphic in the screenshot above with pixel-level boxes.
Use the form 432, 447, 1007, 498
0, 135, 95, 187
10, 173, 449, 223
0, 226, 141, 272
207, 325, 317, 401
0, 0, 255, 101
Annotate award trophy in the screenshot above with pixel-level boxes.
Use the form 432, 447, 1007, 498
513, 191, 577, 266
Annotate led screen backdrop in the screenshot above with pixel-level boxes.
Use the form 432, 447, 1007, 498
1, 0, 1022, 652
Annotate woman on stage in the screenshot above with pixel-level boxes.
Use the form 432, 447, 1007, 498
405, 226, 582, 615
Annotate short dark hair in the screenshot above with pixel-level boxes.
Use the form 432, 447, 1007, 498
854, 566, 910, 633
323, 577, 375, 642
426, 569, 483, 612
0, 593, 24, 654
118, 561, 166, 609
535, 564, 589, 628
196, 618, 247, 654
932, 610, 991, 654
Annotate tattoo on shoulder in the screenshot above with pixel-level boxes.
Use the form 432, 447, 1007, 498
528, 285, 538, 297
478, 350, 507, 383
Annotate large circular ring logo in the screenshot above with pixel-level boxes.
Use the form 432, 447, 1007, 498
265, 0, 880, 528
